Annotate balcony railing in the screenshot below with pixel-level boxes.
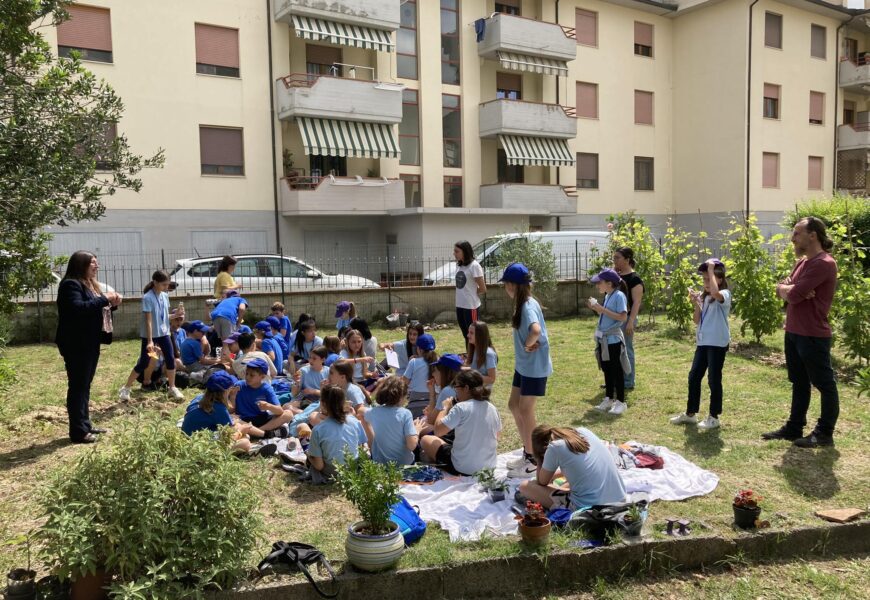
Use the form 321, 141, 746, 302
839, 57, 870, 94
275, 72, 403, 124
479, 98, 577, 139
477, 13, 577, 63
281, 175, 405, 215
479, 183, 577, 215
837, 123, 870, 150
274, 0, 400, 31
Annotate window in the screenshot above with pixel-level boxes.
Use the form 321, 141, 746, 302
576, 153, 599, 189
262, 258, 306, 278
199, 126, 244, 176
762, 152, 779, 188
808, 156, 823, 190
495, 0, 520, 15
810, 24, 826, 59
441, 0, 460, 85
188, 262, 219, 278
634, 157, 654, 191
634, 22, 653, 57
576, 81, 598, 119
444, 176, 462, 207
763, 83, 780, 119
400, 174, 421, 207
635, 90, 654, 125
844, 37, 858, 63
496, 72, 522, 100
57, 5, 113, 63
442, 94, 461, 168
400, 90, 420, 166
844, 100, 856, 125
398, 0, 418, 79
195, 24, 239, 77
94, 123, 117, 171
575, 9, 597, 47
497, 149, 524, 183
306, 44, 341, 76
234, 258, 259, 278
809, 91, 824, 125
765, 12, 782, 49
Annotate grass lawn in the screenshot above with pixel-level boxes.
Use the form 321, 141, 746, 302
0, 316, 867, 583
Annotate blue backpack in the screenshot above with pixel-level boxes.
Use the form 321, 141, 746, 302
389, 497, 426, 545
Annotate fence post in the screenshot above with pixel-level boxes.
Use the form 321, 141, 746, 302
161, 248, 166, 271
386, 247, 393, 315
36, 288, 43, 343
575, 240, 580, 316
279, 246, 286, 304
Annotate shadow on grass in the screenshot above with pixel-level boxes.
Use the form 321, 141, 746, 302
776, 445, 841, 500
682, 426, 724, 459
0, 437, 71, 472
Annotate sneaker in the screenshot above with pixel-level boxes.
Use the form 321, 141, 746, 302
793, 432, 834, 448
594, 397, 614, 412
506, 452, 529, 470
266, 424, 290, 440
507, 454, 537, 478
697, 416, 720, 430
118, 387, 131, 402
608, 401, 628, 415
140, 382, 158, 392
670, 413, 697, 425
168, 387, 184, 401
761, 426, 802, 441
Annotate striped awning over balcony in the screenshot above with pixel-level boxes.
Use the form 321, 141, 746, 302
499, 135, 574, 167
297, 117, 400, 159
497, 51, 568, 77
291, 15, 394, 52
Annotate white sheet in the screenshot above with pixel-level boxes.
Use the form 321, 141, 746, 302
401, 442, 719, 542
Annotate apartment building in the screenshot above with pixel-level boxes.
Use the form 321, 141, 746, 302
43, 0, 868, 266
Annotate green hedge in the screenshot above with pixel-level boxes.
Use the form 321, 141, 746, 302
784, 195, 870, 269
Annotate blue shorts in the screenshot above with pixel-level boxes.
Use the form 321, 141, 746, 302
512, 370, 547, 397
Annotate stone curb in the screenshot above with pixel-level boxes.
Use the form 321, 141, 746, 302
212, 520, 870, 600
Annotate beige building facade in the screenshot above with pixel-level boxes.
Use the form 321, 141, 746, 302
44, 0, 868, 265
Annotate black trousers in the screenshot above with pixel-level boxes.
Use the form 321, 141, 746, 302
784, 332, 839, 436
687, 345, 728, 417
602, 342, 625, 402
62, 345, 100, 441
455, 307, 478, 347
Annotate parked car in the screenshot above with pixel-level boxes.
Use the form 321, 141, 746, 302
16, 272, 116, 303
169, 254, 381, 295
423, 231, 611, 286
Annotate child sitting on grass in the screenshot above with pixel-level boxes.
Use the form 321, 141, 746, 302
267, 316, 290, 360
291, 319, 324, 367
425, 353, 464, 428
402, 333, 438, 418
255, 321, 284, 375
290, 346, 330, 409
232, 358, 292, 437
335, 301, 356, 331
270, 302, 292, 345
322, 335, 341, 356
232, 333, 277, 382
339, 329, 374, 383
181, 371, 263, 453
307, 384, 367, 484
179, 321, 221, 373
364, 376, 417, 466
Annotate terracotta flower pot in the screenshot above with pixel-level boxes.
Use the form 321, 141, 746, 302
345, 521, 405, 572
518, 518, 551, 546
733, 504, 762, 529
70, 570, 111, 600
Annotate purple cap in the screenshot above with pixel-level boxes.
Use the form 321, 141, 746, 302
224, 289, 240, 298
698, 259, 725, 273
590, 268, 622, 284
335, 301, 352, 318
222, 332, 241, 345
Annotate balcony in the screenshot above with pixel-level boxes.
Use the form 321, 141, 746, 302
479, 99, 576, 139
275, 73, 403, 124
477, 13, 576, 75
479, 184, 577, 216
281, 175, 405, 215
838, 123, 870, 151
839, 58, 870, 95
274, 0, 400, 32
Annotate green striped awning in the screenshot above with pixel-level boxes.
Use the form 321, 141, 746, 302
291, 15, 394, 52
499, 135, 574, 167
497, 51, 568, 77
297, 118, 400, 159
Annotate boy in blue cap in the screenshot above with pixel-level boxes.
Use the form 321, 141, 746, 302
179, 321, 221, 373
255, 321, 284, 375
232, 358, 292, 437
266, 316, 290, 359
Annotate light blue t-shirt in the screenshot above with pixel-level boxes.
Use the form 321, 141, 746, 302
470, 347, 498, 376
180, 337, 203, 366
298, 364, 329, 394
391, 339, 412, 377
597, 291, 628, 345
403, 356, 431, 393
512, 297, 553, 378
343, 382, 366, 407
541, 429, 627, 509
308, 415, 367, 465
140, 290, 170, 339
435, 385, 456, 411
294, 336, 324, 360
339, 349, 365, 380
696, 289, 731, 348
209, 296, 247, 325
364, 405, 416, 466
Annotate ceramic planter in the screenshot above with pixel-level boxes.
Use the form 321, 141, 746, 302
518, 518, 551, 546
70, 570, 111, 600
345, 521, 405, 572
733, 504, 762, 529
5, 569, 36, 600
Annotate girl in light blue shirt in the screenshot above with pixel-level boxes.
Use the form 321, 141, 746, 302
465, 320, 498, 388
588, 269, 629, 416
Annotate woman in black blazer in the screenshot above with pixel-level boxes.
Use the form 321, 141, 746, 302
56, 251, 122, 443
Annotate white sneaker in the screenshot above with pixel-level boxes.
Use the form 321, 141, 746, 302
669, 413, 697, 425
168, 386, 184, 401
595, 397, 614, 412
507, 457, 536, 478
608, 401, 628, 415
118, 387, 131, 401
697, 416, 720, 430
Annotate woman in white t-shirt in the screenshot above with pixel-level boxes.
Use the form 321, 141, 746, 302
453, 241, 486, 347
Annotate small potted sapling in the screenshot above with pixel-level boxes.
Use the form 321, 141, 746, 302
5, 533, 36, 600
516, 501, 551, 546
475, 468, 508, 503
619, 504, 644, 538
732, 489, 763, 529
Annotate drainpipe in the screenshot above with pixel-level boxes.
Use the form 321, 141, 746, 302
745, 0, 760, 219
555, 0, 561, 230
267, 0, 282, 254
834, 16, 857, 192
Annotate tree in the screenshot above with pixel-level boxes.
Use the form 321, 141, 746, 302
0, 0, 164, 314
495, 233, 558, 304
661, 219, 701, 333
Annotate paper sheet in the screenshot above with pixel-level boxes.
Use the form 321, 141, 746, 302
385, 348, 400, 369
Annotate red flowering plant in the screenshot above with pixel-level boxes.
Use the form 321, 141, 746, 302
516, 501, 548, 526
733, 489, 763, 509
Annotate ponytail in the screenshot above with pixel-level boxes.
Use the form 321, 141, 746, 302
511, 283, 532, 329
143, 270, 170, 295
454, 370, 487, 401
531, 425, 590, 464
802, 216, 834, 252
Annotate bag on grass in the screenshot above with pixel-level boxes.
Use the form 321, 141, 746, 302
568, 500, 648, 540
257, 541, 337, 598
389, 497, 426, 545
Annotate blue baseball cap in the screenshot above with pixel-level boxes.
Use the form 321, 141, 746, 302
206, 371, 238, 392
266, 316, 282, 329
590, 268, 622, 284
324, 353, 342, 367
335, 301, 352, 317
183, 320, 211, 333
255, 321, 273, 334
416, 333, 436, 352
698, 259, 725, 273
238, 325, 252, 334
499, 262, 531, 284
245, 357, 269, 374
432, 353, 463, 371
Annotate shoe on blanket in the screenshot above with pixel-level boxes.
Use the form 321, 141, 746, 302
594, 397, 614, 412
608, 401, 627, 415
697, 416, 720, 430
507, 455, 536, 478
669, 412, 697, 425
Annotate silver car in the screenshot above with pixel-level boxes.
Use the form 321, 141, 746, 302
169, 254, 381, 295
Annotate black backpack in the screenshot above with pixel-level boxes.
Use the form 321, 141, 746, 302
257, 541, 338, 598
568, 500, 648, 540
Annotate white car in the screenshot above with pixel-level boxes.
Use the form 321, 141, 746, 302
16, 272, 116, 303
169, 254, 381, 295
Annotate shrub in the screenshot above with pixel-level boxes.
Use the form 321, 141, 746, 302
785, 195, 870, 269
495, 233, 558, 304
38, 418, 264, 598
826, 220, 870, 363
0, 313, 15, 394
335, 451, 402, 535
662, 219, 701, 333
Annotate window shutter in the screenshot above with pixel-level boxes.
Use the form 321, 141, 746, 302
808, 156, 823, 190
195, 24, 239, 69
762, 152, 779, 187
765, 13, 782, 48
578, 153, 598, 180
809, 91, 824, 123
200, 127, 244, 167
811, 25, 826, 59
634, 22, 653, 47
575, 9, 597, 46
763, 83, 780, 99
57, 5, 112, 51
496, 72, 522, 92
635, 90, 653, 125
306, 44, 342, 66
576, 82, 598, 118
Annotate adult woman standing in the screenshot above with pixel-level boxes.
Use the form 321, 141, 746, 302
213, 255, 242, 298
453, 241, 486, 345
55, 251, 122, 443
613, 247, 644, 390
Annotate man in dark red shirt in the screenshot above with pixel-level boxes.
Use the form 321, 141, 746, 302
762, 217, 839, 448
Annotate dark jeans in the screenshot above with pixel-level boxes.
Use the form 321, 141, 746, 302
687, 345, 728, 417
455, 307, 478, 347
62, 345, 100, 441
784, 332, 839, 436
133, 336, 176, 375
602, 342, 625, 402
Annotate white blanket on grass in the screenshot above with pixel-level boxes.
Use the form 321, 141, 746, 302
401, 442, 719, 542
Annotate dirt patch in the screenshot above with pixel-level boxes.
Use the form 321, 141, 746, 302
730, 341, 786, 368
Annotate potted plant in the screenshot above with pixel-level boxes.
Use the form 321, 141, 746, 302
5, 533, 36, 600
732, 489, 763, 529
619, 504, 644, 538
516, 501, 551, 547
475, 468, 509, 502
37, 418, 263, 598
335, 452, 405, 572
